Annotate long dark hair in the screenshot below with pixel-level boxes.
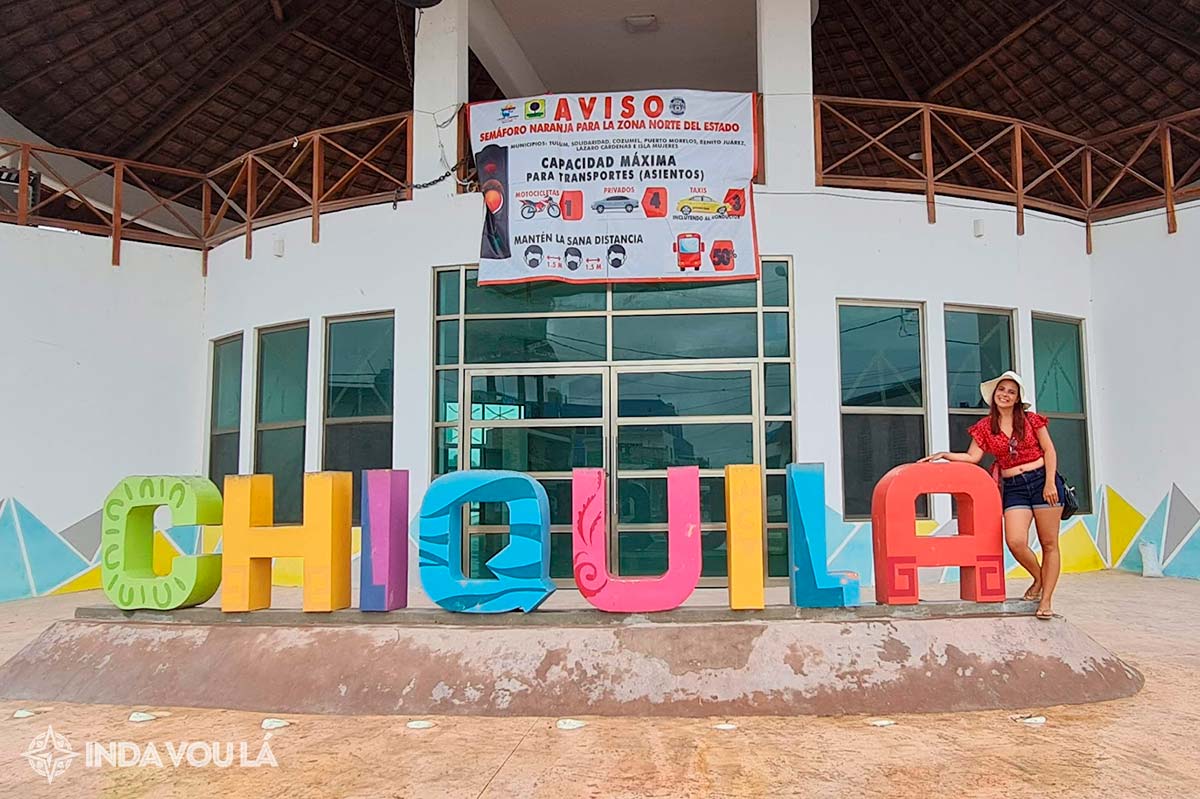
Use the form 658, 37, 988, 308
989, 389, 1027, 441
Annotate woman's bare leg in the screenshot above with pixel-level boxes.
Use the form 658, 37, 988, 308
1033, 507, 1064, 615
1004, 508, 1041, 598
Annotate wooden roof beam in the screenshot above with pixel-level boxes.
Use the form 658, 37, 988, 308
292, 31, 411, 90
1109, 3, 1200, 64
849, 0, 920, 101
269, 0, 285, 22
927, 0, 1067, 100
124, 0, 334, 162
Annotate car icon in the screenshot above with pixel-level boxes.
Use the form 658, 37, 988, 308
676, 195, 728, 216
591, 195, 638, 214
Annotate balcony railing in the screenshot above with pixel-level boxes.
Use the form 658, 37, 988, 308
0, 112, 413, 270
3, 100, 1197, 264
815, 96, 1200, 252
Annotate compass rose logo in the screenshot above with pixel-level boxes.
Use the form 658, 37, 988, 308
23, 725, 78, 785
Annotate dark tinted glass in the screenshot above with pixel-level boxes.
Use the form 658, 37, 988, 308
326, 317, 394, 419
436, 321, 459, 366
764, 363, 791, 416
768, 528, 789, 578
465, 318, 606, 363
436, 371, 459, 422
1048, 418, 1092, 514
208, 432, 239, 496
766, 473, 788, 523
469, 479, 573, 526
324, 422, 393, 524
839, 306, 922, 408
617, 371, 752, 417
435, 428, 458, 475
841, 413, 927, 518
470, 426, 603, 471
618, 423, 754, 469
465, 270, 606, 313
437, 270, 460, 315
258, 326, 308, 424
612, 280, 756, 310
618, 477, 727, 524
762, 260, 790, 307
616, 531, 729, 577
764, 312, 790, 357
945, 311, 1012, 410
211, 337, 242, 431
471, 374, 603, 419
765, 421, 793, 469
612, 314, 758, 360
255, 426, 305, 524
1033, 318, 1085, 414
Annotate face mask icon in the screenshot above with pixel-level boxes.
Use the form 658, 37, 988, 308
524, 244, 544, 269
564, 247, 583, 271
606, 244, 626, 269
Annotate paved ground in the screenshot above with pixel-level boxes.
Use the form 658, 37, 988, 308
0, 571, 1197, 798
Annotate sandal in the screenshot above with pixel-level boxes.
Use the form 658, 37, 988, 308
1023, 586, 1043, 602
1035, 608, 1054, 620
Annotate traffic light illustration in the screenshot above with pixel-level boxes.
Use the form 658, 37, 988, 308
477, 144, 511, 259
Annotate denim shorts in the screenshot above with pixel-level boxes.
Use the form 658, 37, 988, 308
1002, 466, 1067, 511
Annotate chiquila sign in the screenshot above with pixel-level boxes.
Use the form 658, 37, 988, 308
99, 462, 1009, 615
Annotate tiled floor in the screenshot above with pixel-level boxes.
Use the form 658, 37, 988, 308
1, 571, 1197, 798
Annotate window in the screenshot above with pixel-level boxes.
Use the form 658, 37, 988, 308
208, 335, 243, 494
1032, 315, 1092, 513
255, 324, 308, 524
433, 259, 796, 586
945, 308, 1015, 466
325, 315, 394, 524
838, 303, 927, 519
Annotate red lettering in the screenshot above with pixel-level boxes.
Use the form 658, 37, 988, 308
554, 98, 573, 122
620, 96, 636, 119
644, 95, 664, 118
578, 97, 597, 120
604, 96, 613, 118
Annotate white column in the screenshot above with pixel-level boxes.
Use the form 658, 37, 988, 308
238, 330, 257, 474
412, 0, 469, 201
304, 315, 324, 472
757, 0, 816, 192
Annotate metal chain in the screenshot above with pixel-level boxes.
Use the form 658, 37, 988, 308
394, 160, 468, 207
394, 0, 415, 88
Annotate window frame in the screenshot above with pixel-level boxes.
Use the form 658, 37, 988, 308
835, 298, 929, 521
253, 320, 310, 523
944, 303, 1019, 446
207, 332, 244, 492
431, 259, 797, 588
1031, 312, 1094, 513
323, 311, 396, 524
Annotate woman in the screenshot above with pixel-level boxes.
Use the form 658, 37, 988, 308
920, 371, 1067, 620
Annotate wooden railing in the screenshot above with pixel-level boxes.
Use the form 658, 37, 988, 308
815, 97, 1200, 252
0, 112, 412, 269
4, 101, 1198, 263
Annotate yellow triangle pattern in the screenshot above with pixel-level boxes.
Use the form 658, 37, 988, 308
201, 525, 222, 555
51, 565, 103, 595
153, 531, 184, 576
916, 520, 939, 537
1106, 488, 1146, 566
352, 526, 362, 558
1061, 520, 1106, 573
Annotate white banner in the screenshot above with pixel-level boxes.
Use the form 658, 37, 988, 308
470, 90, 759, 284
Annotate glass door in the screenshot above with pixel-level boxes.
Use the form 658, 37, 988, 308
610, 364, 761, 585
461, 367, 608, 580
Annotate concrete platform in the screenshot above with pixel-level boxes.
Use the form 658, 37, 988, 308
0, 601, 1143, 717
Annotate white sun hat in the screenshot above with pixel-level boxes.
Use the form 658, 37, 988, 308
980, 371, 1031, 409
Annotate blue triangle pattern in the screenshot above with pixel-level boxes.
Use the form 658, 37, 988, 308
164, 525, 200, 556
11, 500, 90, 594
1163, 529, 1200, 579
823, 506, 858, 562
0, 501, 34, 601
1117, 494, 1168, 574
828, 523, 874, 587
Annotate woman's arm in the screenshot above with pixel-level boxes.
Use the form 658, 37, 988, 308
919, 440, 985, 465
1036, 426, 1059, 505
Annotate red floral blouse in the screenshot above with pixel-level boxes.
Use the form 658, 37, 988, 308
968, 413, 1049, 470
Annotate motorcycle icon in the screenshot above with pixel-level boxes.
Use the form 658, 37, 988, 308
520, 196, 561, 219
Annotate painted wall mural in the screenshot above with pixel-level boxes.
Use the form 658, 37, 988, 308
1, 479, 1197, 606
